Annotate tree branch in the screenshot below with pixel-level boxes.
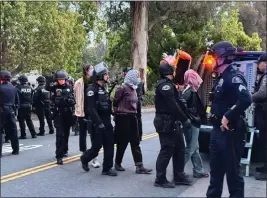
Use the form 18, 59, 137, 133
148, 7, 186, 32
11, 63, 24, 76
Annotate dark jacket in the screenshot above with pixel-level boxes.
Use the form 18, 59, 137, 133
182, 85, 205, 128
113, 84, 138, 114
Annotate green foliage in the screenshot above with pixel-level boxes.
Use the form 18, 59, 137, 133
104, 1, 263, 85
142, 90, 154, 106
0, 1, 103, 76
207, 9, 262, 51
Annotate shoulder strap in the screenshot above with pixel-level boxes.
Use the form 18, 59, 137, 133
258, 72, 267, 85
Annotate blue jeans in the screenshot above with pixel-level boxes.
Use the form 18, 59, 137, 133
184, 125, 205, 174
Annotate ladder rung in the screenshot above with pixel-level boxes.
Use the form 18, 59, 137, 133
241, 158, 250, 165
245, 143, 252, 148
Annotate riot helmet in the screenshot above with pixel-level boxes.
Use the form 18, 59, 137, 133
18, 75, 28, 83
67, 76, 74, 86
0, 70, 12, 81
54, 70, 68, 80
209, 41, 237, 71
93, 62, 109, 81
159, 56, 175, 77
36, 76, 46, 83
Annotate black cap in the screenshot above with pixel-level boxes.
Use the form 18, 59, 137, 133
255, 53, 267, 63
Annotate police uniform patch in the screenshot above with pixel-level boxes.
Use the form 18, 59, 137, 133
238, 85, 246, 92
87, 90, 94, 96
162, 85, 171, 90
232, 76, 243, 84
99, 90, 105, 94
66, 88, 70, 92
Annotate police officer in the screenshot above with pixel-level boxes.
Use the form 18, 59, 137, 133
17, 75, 37, 139
80, 64, 117, 176
33, 76, 54, 136
66, 76, 79, 136
51, 70, 75, 165
154, 56, 192, 188
206, 41, 252, 198
253, 53, 267, 181
0, 70, 20, 157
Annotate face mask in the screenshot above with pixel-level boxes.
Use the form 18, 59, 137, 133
135, 78, 141, 85
58, 80, 65, 85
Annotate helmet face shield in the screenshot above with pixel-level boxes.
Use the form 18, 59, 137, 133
206, 47, 236, 72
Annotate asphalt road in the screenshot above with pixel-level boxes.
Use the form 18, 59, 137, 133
1, 112, 266, 197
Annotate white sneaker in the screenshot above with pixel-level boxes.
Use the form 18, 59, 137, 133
90, 158, 101, 168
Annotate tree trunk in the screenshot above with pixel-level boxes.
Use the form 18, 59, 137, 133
0, 3, 8, 71
131, 1, 148, 91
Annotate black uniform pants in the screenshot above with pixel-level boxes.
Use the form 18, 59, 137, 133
82, 116, 114, 172
78, 117, 88, 152
206, 125, 245, 198
255, 109, 267, 171
0, 107, 19, 155
54, 111, 73, 159
156, 130, 185, 183
36, 107, 54, 134
137, 100, 143, 141
18, 107, 36, 137
115, 114, 143, 166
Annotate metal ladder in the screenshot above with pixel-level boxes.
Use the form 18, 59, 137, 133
235, 61, 258, 177
241, 125, 259, 177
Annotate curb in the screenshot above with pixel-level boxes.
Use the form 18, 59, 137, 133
141, 107, 155, 113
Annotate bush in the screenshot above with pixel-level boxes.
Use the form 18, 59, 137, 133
142, 90, 154, 106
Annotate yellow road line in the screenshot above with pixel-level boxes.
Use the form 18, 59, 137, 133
1, 133, 158, 183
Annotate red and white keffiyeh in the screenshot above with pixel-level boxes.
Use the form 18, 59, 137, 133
184, 69, 203, 91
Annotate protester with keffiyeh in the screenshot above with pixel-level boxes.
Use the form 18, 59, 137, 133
113, 69, 152, 174
182, 69, 209, 178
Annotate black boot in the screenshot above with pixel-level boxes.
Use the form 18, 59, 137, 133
37, 133, 45, 136
154, 179, 175, 188
19, 136, 27, 139
174, 172, 192, 185
102, 169, 117, 176
64, 152, 68, 157
255, 172, 267, 181
136, 165, 153, 174
80, 156, 90, 172
114, 164, 125, 171
57, 158, 63, 165
32, 134, 37, 138
12, 151, 19, 155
